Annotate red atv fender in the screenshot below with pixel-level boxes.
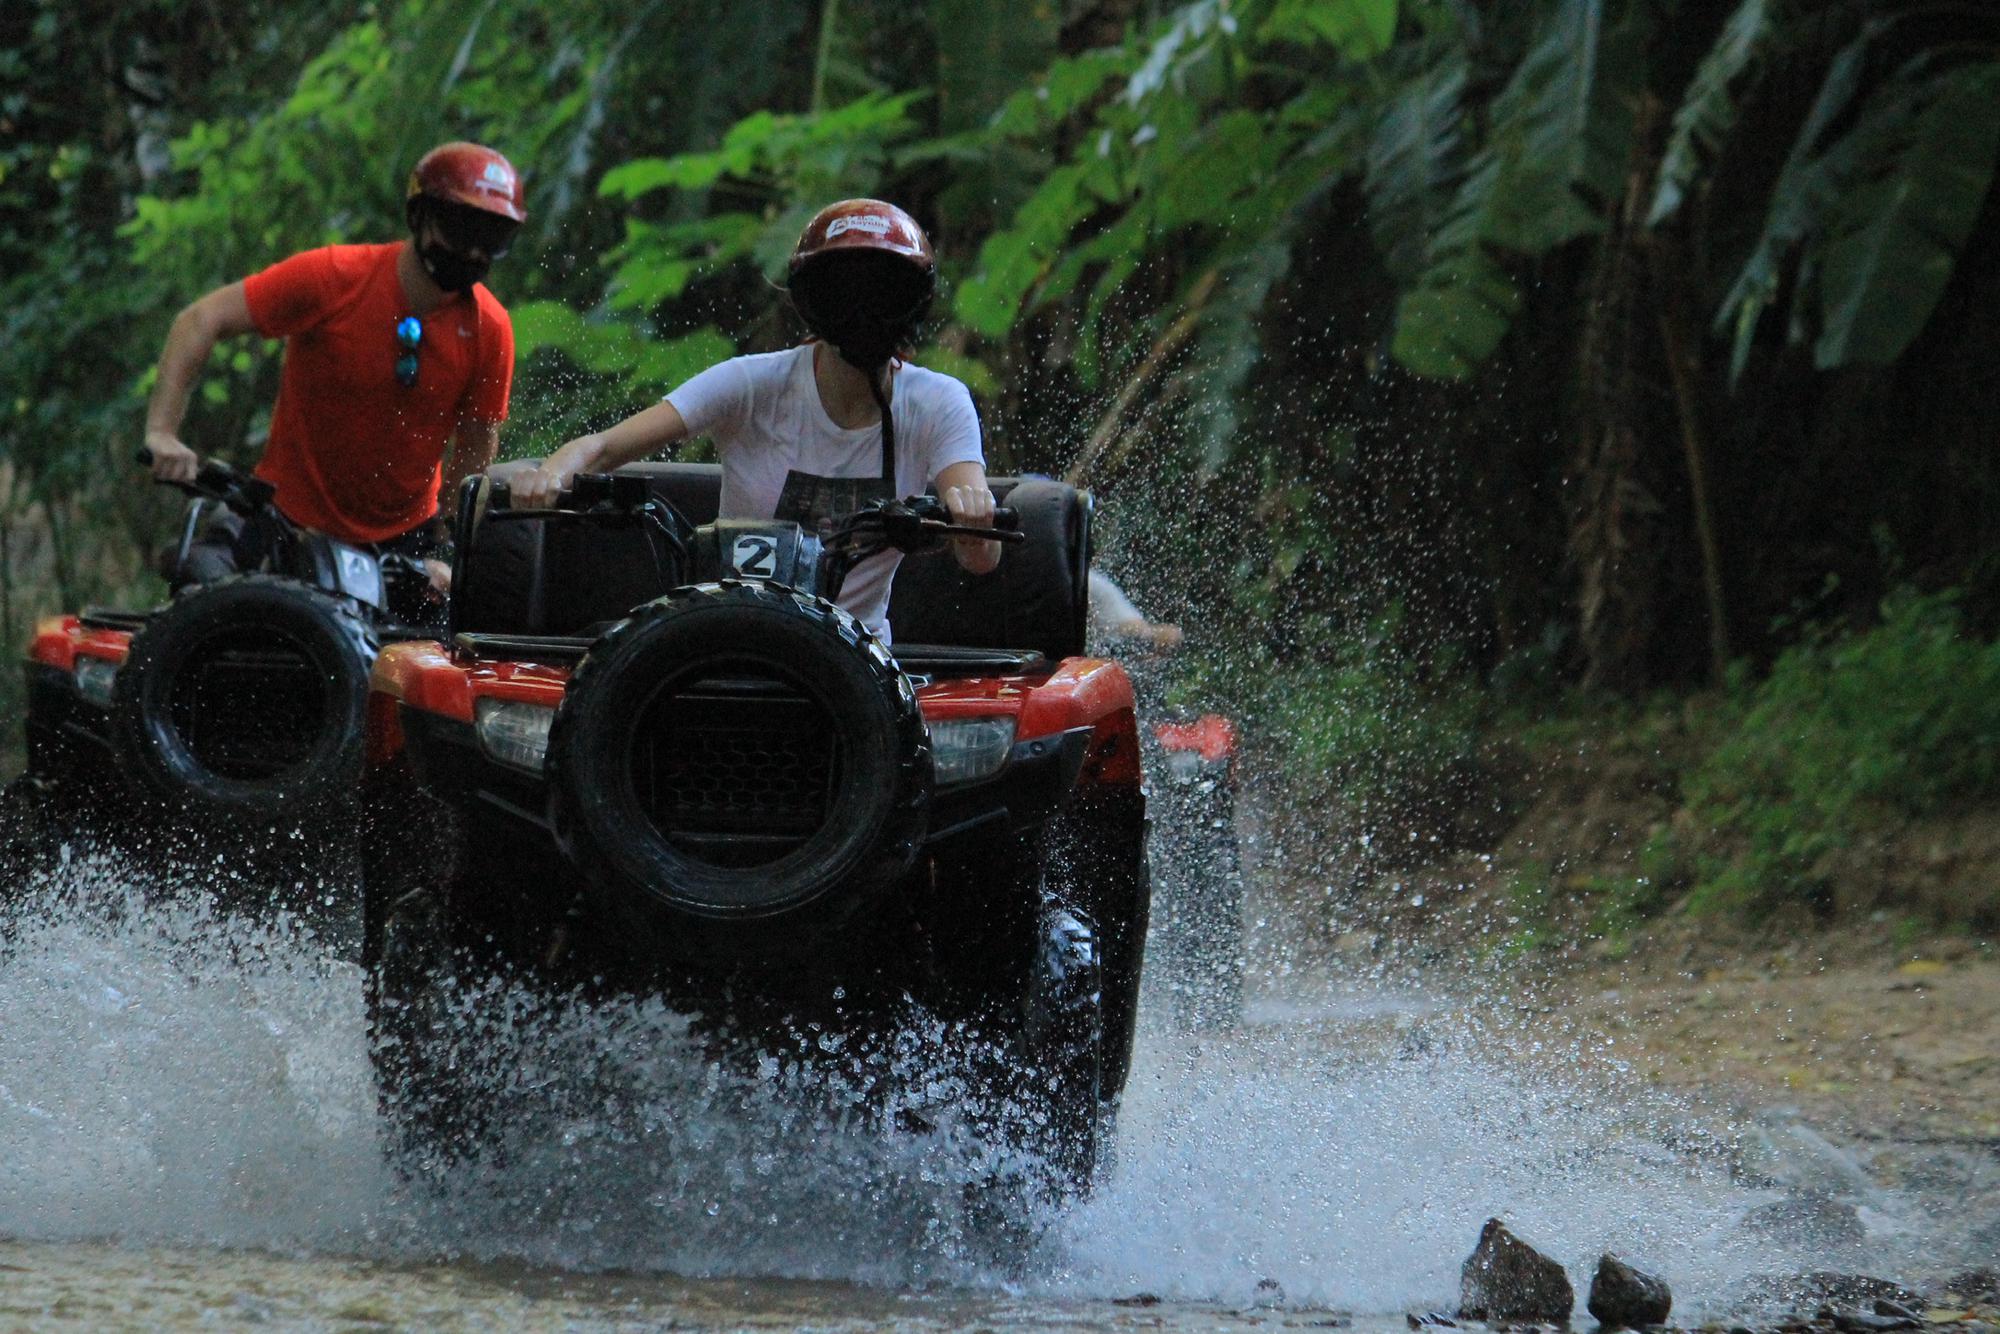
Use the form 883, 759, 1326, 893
368, 641, 1144, 787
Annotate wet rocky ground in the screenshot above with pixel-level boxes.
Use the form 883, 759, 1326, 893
1272, 902, 2000, 1334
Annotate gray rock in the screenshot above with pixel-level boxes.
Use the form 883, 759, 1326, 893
1741, 1192, 1867, 1247
1459, 1218, 1575, 1323
1588, 1254, 1672, 1328
1831, 1314, 1916, 1333
1936, 1268, 2000, 1304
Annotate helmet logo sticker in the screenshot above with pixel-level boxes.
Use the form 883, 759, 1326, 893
827, 214, 893, 239
479, 162, 515, 192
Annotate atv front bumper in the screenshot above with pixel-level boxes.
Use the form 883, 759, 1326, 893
395, 703, 1093, 858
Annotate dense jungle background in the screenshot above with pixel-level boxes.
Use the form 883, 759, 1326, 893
6, 0, 2000, 941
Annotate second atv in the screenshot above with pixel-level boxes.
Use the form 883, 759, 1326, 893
5, 453, 444, 899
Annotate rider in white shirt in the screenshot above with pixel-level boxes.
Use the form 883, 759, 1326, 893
512, 200, 998, 641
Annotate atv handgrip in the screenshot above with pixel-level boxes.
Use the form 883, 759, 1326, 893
923, 516, 1025, 543
897, 498, 1024, 545
900, 496, 1022, 536
136, 447, 269, 510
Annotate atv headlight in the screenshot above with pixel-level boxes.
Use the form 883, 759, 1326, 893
73, 656, 119, 709
475, 698, 555, 772
928, 716, 1016, 786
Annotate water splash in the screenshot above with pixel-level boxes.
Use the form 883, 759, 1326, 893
0, 852, 1933, 1316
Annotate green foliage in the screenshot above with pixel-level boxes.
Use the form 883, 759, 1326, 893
1365, 57, 1467, 284
1388, 0, 1648, 379
1678, 11, 2000, 380
1811, 61, 2000, 368
1712, 25, 1871, 382
931, 0, 1061, 132
1251, 616, 1485, 829
1685, 589, 2000, 916
1647, 0, 1776, 225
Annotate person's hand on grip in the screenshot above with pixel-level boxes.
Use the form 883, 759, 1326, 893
510, 434, 604, 510
144, 431, 199, 484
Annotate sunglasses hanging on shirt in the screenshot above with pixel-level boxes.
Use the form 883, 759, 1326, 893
394, 315, 423, 388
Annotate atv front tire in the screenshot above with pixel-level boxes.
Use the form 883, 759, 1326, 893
108, 575, 378, 826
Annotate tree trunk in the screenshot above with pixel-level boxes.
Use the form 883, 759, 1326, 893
1569, 93, 1670, 693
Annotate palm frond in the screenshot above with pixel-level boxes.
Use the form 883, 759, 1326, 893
1812, 59, 2000, 367
1365, 57, 1468, 283
1480, 0, 1648, 252
1647, 0, 1778, 226
1714, 25, 1872, 381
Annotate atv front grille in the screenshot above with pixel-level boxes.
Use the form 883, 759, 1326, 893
169, 629, 329, 781
633, 670, 840, 869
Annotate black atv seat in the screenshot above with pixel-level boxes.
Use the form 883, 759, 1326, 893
454, 461, 1091, 662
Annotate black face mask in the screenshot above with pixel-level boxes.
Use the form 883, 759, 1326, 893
791, 251, 933, 370
419, 240, 490, 294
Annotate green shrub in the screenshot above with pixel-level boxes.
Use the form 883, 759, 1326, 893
1257, 636, 1485, 839
1685, 588, 2000, 916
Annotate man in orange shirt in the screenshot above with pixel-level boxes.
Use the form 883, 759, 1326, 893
141, 142, 524, 591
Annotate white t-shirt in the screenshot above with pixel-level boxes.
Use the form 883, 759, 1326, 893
666, 345, 985, 640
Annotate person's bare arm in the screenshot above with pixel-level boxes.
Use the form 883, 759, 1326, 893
510, 400, 690, 508
143, 282, 257, 483
936, 459, 1000, 575
441, 420, 501, 511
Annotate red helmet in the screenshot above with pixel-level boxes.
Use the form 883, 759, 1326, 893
787, 200, 936, 368
788, 199, 934, 276
406, 142, 526, 223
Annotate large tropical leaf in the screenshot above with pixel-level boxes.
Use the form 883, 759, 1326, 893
1190, 236, 1296, 473
1813, 61, 2000, 368
1365, 56, 1467, 283
1387, 0, 1644, 379
1479, 0, 1647, 253
1391, 245, 1521, 380
1647, 0, 1776, 226
1714, 27, 1872, 381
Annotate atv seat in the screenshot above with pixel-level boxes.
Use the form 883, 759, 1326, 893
453, 461, 1091, 662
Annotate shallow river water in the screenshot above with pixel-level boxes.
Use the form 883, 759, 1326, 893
0, 850, 1942, 1331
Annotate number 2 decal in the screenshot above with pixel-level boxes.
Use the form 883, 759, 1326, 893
732, 535, 779, 578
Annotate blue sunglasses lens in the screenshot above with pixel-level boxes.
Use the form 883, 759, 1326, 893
394, 317, 422, 386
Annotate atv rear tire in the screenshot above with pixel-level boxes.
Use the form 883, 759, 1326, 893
107, 575, 378, 826
546, 581, 930, 962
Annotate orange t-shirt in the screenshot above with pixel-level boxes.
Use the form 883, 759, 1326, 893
242, 242, 513, 544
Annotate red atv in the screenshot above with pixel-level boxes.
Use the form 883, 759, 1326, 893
359, 464, 1149, 1196
4, 453, 442, 900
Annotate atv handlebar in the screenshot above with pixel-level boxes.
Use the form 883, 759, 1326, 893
135, 447, 276, 514
825, 495, 1024, 561
490, 474, 1021, 552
